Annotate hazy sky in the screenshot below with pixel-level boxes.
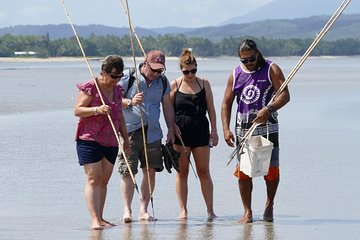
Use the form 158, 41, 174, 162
0, 0, 272, 28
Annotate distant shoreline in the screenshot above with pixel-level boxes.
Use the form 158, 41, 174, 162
1, 55, 358, 63
0, 56, 185, 63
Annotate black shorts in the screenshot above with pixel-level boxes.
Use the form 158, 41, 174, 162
76, 139, 118, 166
174, 116, 210, 148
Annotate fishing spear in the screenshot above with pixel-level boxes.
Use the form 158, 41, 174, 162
228, 0, 352, 164
60, 0, 139, 194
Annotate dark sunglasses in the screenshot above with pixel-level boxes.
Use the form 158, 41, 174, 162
240, 55, 257, 64
108, 73, 124, 80
147, 63, 164, 74
182, 69, 197, 75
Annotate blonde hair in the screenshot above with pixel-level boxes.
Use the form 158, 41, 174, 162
179, 48, 197, 69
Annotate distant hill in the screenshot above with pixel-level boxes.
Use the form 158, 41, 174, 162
0, 24, 158, 39
0, 14, 359, 41
185, 14, 360, 41
223, 0, 360, 25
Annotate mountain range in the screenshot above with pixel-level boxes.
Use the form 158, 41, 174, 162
223, 0, 360, 24
0, 14, 359, 41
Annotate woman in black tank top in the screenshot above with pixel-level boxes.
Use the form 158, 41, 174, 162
169, 48, 218, 220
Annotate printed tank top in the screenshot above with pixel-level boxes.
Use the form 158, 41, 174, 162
233, 60, 279, 137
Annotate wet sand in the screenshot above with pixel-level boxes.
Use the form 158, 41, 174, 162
1, 57, 360, 239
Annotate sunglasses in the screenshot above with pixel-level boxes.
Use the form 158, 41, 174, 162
108, 73, 124, 80
182, 69, 197, 75
148, 63, 165, 74
240, 55, 257, 64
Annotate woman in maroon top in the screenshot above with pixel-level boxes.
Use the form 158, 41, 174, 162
74, 55, 129, 230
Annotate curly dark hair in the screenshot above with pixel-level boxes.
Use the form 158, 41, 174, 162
101, 55, 124, 73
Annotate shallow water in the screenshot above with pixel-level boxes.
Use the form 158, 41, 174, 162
1, 56, 360, 239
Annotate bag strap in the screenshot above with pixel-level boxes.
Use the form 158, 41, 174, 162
124, 73, 167, 97
160, 75, 167, 96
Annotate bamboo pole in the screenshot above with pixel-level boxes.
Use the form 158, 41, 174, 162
119, 0, 146, 57
228, 0, 352, 163
123, 0, 155, 218
60, 0, 139, 194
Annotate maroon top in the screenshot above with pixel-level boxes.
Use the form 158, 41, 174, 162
75, 79, 123, 147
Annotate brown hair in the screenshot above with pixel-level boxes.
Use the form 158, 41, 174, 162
179, 48, 197, 69
101, 55, 124, 74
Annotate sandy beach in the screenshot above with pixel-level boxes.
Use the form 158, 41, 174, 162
0, 56, 183, 63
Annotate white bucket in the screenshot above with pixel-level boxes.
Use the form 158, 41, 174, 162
239, 135, 273, 178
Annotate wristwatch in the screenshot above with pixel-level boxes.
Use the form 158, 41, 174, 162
266, 104, 274, 113
127, 99, 132, 107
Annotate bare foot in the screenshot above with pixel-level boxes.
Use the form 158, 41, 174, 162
100, 219, 116, 228
178, 209, 187, 220
263, 204, 274, 222
138, 212, 157, 221
239, 210, 253, 224
207, 213, 218, 221
90, 224, 104, 230
121, 217, 133, 223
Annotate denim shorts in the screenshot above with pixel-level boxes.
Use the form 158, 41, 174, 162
118, 128, 163, 177
76, 139, 118, 166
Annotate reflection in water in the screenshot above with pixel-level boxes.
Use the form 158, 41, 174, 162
241, 223, 253, 240
175, 219, 216, 239
86, 219, 277, 240
177, 221, 189, 240
88, 230, 103, 240
140, 222, 156, 240
122, 223, 133, 240
201, 221, 215, 239
120, 222, 157, 240
264, 222, 276, 240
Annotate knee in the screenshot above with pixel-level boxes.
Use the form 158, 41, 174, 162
197, 168, 210, 179
87, 174, 102, 186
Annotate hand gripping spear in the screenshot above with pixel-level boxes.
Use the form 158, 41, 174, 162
227, 0, 352, 165
122, 0, 156, 219
60, 0, 139, 194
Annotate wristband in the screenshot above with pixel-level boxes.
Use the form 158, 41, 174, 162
266, 104, 274, 113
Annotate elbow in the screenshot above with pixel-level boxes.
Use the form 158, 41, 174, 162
74, 108, 81, 117
286, 92, 291, 104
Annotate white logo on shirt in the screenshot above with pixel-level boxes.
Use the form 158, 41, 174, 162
241, 85, 260, 104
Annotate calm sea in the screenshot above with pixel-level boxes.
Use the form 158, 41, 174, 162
0, 56, 360, 240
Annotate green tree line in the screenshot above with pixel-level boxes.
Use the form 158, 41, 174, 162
1, 33, 359, 57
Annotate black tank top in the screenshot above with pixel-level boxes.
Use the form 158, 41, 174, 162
174, 78, 209, 147
174, 78, 207, 118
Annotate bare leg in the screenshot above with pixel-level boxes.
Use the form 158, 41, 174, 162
120, 174, 135, 223
263, 178, 279, 222
98, 159, 116, 227
174, 144, 189, 219
238, 178, 253, 224
139, 168, 157, 221
192, 146, 217, 219
84, 161, 103, 230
